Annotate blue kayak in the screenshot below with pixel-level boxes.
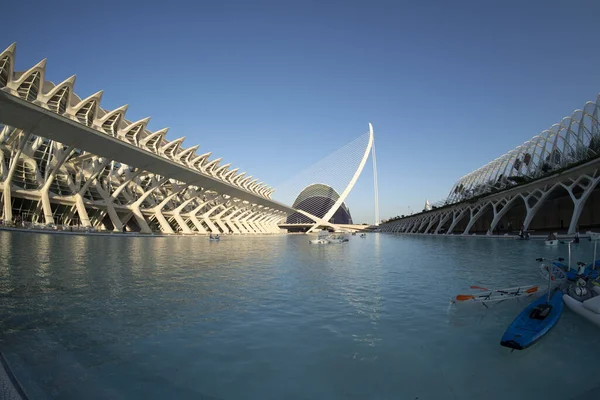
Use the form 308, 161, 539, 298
500, 288, 563, 350
552, 261, 599, 281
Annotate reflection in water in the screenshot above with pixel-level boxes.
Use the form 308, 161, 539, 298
1, 231, 600, 399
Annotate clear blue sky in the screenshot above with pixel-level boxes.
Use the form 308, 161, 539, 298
4, 0, 600, 223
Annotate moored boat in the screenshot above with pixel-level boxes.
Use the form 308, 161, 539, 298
451, 284, 539, 306
500, 288, 563, 350
562, 282, 600, 328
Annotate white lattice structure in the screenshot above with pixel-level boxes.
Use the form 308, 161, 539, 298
380, 93, 600, 236
0, 43, 290, 234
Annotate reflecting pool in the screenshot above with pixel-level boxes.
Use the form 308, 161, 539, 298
1, 231, 599, 399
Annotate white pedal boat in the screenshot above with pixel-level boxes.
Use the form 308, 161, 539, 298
563, 285, 600, 328
545, 240, 559, 246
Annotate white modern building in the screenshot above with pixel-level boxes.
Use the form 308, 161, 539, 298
0, 43, 291, 234
381, 93, 600, 235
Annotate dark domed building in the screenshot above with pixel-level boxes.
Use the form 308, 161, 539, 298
286, 183, 353, 226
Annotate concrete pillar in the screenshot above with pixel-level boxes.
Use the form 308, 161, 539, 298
202, 202, 223, 233
447, 208, 468, 234
486, 195, 518, 235
40, 145, 74, 224
2, 131, 31, 223
131, 176, 168, 234
463, 203, 491, 235
172, 197, 196, 234
434, 213, 451, 234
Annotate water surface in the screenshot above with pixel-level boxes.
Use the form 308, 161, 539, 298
1, 231, 599, 399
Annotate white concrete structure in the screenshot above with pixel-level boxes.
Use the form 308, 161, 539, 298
380, 93, 600, 236
0, 43, 289, 234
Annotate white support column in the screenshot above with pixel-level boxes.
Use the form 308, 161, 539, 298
240, 210, 258, 233
202, 202, 223, 233
434, 213, 451, 234
74, 158, 111, 227
462, 203, 491, 235
486, 195, 518, 235
447, 208, 468, 234
423, 215, 439, 234
187, 200, 211, 234
272, 214, 286, 232
94, 182, 124, 232
2, 131, 30, 223
131, 177, 169, 234
521, 186, 554, 232
247, 212, 264, 233
255, 214, 271, 233
214, 205, 234, 234
563, 172, 600, 234
152, 189, 186, 234
224, 208, 243, 234
261, 215, 275, 233
40, 145, 74, 224
172, 197, 196, 234
233, 209, 252, 234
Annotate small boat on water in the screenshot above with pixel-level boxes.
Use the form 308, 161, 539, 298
562, 280, 600, 328
545, 240, 559, 246
500, 288, 563, 350
539, 263, 567, 282
451, 284, 539, 306
501, 256, 564, 350
328, 235, 349, 244
589, 232, 600, 241
309, 230, 330, 244
360, 233, 366, 238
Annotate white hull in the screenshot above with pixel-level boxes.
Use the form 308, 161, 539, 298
309, 239, 328, 244
590, 232, 600, 241
545, 240, 559, 246
563, 287, 600, 328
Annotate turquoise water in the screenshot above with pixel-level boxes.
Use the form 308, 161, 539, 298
1, 231, 599, 399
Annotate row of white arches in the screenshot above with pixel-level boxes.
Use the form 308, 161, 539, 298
447, 94, 600, 205
0, 43, 274, 199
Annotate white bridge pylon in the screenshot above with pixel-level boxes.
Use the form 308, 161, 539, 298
274, 123, 376, 232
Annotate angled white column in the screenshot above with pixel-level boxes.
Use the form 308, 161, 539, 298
446, 208, 468, 234
131, 176, 168, 234
2, 131, 30, 222
486, 195, 519, 235
247, 212, 264, 233
224, 208, 243, 234
40, 145, 74, 224
434, 212, 451, 234
151, 188, 186, 234
214, 205, 234, 234
233, 209, 252, 233
254, 214, 270, 233
73, 158, 111, 227
202, 202, 224, 233
239, 210, 257, 233
187, 200, 211, 233
521, 187, 555, 232
563, 173, 600, 234
423, 215, 438, 234
172, 197, 197, 234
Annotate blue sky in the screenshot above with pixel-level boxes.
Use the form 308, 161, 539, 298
4, 0, 600, 223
